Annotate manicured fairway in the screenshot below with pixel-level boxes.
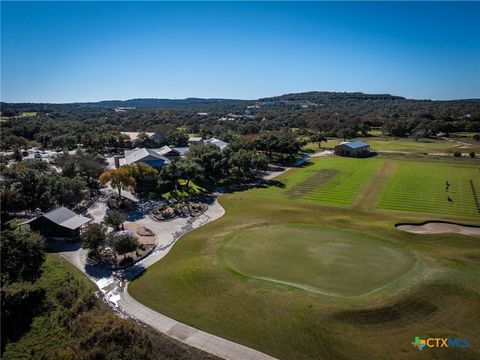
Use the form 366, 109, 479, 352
377, 162, 480, 217
282, 157, 381, 206
224, 224, 416, 297
305, 137, 480, 153
130, 156, 480, 360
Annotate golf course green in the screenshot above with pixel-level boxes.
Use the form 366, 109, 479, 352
224, 224, 416, 297
130, 155, 480, 360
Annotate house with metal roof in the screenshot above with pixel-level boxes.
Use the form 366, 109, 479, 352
154, 145, 182, 161
205, 137, 229, 150
334, 141, 370, 157
22, 207, 91, 240
124, 148, 171, 168
188, 136, 204, 146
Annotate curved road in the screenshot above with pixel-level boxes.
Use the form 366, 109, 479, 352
54, 194, 276, 360
54, 153, 335, 360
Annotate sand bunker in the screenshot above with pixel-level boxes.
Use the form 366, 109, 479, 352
397, 222, 480, 237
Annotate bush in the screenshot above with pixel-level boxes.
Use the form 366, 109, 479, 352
453, 151, 462, 157
469, 151, 475, 158
103, 210, 126, 231
112, 234, 139, 259
1, 284, 46, 351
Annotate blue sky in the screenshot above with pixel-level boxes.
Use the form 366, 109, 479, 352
1, 1, 479, 102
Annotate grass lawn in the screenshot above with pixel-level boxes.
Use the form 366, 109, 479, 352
305, 137, 480, 154
224, 224, 417, 297
130, 156, 480, 360
266, 157, 382, 207
161, 180, 208, 199
378, 161, 480, 217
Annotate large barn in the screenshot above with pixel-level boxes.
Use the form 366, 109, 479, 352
22, 207, 91, 240
334, 141, 370, 157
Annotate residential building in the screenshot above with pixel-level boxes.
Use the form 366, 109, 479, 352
22, 207, 91, 240
205, 137, 228, 150
120, 132, 167, 146
188, 136, 204, 146
124, 148, 171, 168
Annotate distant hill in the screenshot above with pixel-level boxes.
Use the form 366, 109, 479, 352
80, 97, 249, 109
1, 91, 478, 113
258, 91, 406, 103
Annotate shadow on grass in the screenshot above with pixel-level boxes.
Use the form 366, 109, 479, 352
223, 179, 286, 193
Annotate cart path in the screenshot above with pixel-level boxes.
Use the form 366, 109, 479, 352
54, 195, 277, 360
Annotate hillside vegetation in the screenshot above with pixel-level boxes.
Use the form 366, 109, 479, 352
1, 248, 216, 359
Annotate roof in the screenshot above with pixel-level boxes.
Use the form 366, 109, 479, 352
22, 207, 91, 230
172, 147, 189, 156
154, 145, 179, 156
188, 136, 203, 142
124, 148, 171, 166
121, 132, 156, 141
205, 137, 228, 150
338, 140, 369, 149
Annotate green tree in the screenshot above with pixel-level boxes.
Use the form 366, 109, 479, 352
0, 222, 45, 285
13, 148, 22, 162
133, 132, 157, 148
104, 210, 127, 231
185, 144, 226, 184
166, 130, 189, 147
76, 154, 107, 188
81, 223, 107, 258
310, 133, 327, 149
53, 175, 87, 208
128, 163, 158, 192
176, 158, 203, 190
99, 167, 136, 198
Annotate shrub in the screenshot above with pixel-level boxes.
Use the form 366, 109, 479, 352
112, 235, 139, 259
469, 151, 475, 158
453, 151, 462, 157
103, 210, 126, 231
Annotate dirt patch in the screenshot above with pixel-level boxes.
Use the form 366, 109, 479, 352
396, 222, 480, 237
286, 169, 339, 198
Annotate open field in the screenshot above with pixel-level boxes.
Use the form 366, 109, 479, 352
305, 136, 480, 154
284, 157, 381, 206
22, 111, 38, 117
130, 156, 480, 360
378, 161, 480, 217
224, 224, 417, 297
